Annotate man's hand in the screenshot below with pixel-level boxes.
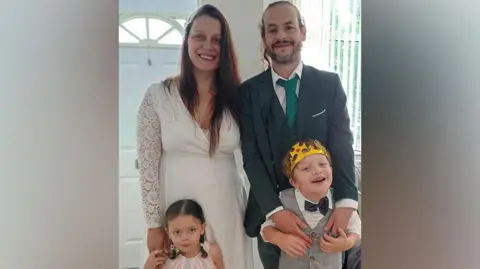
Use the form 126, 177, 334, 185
324, 207, 354, 236
276, 233, 310, 258
320, 228, 352, 253
147, 227, 168, 253
270, 210, 312, 244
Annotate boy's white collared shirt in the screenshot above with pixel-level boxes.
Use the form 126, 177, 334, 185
293, 189, 333, 228
260, 188, 362, 242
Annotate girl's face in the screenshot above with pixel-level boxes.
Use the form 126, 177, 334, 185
167, 215, 206, 255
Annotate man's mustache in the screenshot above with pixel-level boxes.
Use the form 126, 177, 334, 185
272, 40, 294, 48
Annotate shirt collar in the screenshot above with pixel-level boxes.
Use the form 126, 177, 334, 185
295, 188, 333, 212
271, 61, 304, 86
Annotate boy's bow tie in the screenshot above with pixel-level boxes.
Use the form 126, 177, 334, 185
304, 197, 329, 215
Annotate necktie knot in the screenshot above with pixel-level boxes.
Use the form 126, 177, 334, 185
276, 75, 299, 93
304, 196, 329, 215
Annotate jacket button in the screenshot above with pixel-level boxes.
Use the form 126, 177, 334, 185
309, 256, 315, 261
291, 135, 296, 140
311, 232, 317, 237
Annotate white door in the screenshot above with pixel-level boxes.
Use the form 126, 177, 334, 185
119, 47, 180, 269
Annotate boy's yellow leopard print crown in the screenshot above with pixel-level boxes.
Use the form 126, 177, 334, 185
284, 139, 331, 178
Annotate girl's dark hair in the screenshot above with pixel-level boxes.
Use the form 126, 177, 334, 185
162, 4, 241, 156
165, 199, 208, 259
259, 1, 305, 68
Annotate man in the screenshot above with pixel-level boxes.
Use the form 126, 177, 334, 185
239, 1, 359, 268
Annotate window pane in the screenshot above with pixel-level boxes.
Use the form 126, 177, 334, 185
119, 27, 140, 43
295, 0, 362, 150
158, 30, 183, 45
148, 18, 172, 40
175, 19, 187, 28
122, 18, 147, 40
302, 46, 332, 71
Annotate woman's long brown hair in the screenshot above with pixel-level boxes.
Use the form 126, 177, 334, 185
163, 4, 241, 156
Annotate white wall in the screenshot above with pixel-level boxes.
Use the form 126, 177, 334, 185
201, 0, 264, 81
0, 1, 118, 268
119, 0, 197, 14
263, 0, 292, 9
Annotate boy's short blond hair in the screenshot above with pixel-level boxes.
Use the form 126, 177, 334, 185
282, 139, 331, 178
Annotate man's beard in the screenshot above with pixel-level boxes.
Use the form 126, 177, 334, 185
265, 40, 302, 65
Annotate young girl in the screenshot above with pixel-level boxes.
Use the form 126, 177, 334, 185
144, 199, 225, 269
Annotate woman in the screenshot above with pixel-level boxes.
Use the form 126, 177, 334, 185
136, 4, 252, 269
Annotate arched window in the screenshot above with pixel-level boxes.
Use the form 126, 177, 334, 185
119, 14, 187, 47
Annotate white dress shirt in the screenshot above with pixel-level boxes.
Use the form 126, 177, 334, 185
266, 62, 358, 220
261, 189, 362, 243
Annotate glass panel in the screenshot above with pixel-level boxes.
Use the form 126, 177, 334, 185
158, 30, 183, 45
296, 0, 362, 150
175, 19, 187, 28
122, 18, 148, 40
119, 27, 140, 43
148, 18, 172, 40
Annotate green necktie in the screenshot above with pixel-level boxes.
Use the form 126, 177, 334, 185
277, 75, 299, 128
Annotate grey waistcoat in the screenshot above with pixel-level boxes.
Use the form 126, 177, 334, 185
278, 188, 342, 269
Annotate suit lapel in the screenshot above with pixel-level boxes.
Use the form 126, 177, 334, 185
257, 68, 276, 116
257, 68, 287, 129
259, 68, 289, 149
253, 69, 279, 181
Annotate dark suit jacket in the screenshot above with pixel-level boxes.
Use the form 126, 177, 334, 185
240, 64, 358, 237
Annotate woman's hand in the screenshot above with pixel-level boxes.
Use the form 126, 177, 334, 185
143, 250, 167, 269
147, 228, 168, 253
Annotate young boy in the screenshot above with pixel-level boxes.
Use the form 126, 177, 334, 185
261, 139, 361, 269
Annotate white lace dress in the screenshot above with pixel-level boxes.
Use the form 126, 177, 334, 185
137, 82, 253, 269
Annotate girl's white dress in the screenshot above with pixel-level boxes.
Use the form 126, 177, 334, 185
137, 82, 253, 269
163, 242, 217, 269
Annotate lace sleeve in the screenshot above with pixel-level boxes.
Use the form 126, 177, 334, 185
137, 85, 163, 228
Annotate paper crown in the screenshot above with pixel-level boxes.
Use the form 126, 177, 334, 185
285, 140, 331, 177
